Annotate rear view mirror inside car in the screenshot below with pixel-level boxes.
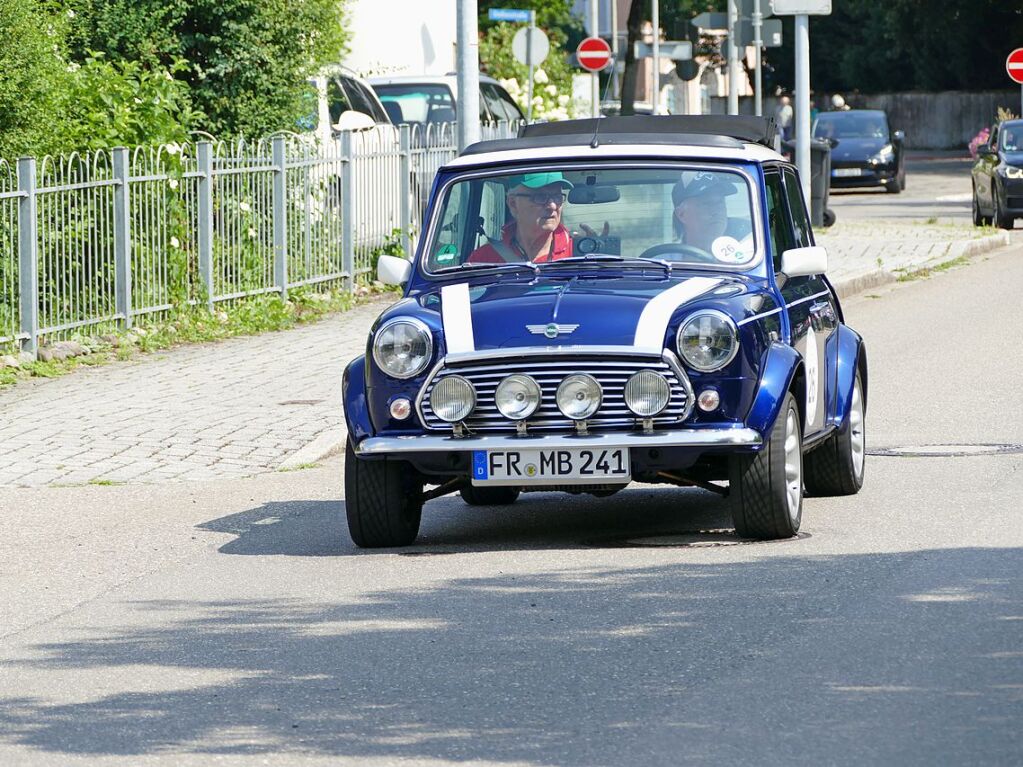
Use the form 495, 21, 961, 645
568, 185, 621, 204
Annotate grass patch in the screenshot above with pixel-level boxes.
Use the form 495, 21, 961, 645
278, 462, 321, 472
0, 284, 390, 390
87, 478, 124, 486
896, 256, 971, 282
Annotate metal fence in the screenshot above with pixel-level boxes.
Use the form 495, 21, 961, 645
0, 120, 518, 355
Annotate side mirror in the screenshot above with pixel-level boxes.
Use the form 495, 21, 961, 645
377, 254, 412, 286
780, 245, 828, 278
977, 145, 995, 158
893, 129, 905, 143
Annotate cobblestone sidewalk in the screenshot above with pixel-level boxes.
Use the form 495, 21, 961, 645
0, 224, 1012, 489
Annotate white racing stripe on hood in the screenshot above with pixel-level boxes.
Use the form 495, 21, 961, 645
441, 282, 475, 353
633, 277, 724, 351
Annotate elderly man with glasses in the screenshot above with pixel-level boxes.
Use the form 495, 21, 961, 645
469, 172, 589, 264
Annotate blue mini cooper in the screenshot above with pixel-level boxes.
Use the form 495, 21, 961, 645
343, 116, 867, 547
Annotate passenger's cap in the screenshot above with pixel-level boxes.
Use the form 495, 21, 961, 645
509, 171, 574, 190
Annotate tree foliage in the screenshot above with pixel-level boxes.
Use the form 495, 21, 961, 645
67, 0, 349, 138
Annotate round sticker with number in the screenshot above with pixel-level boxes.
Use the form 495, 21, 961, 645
711, 236, 746, 263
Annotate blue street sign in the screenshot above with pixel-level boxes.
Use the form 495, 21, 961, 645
488, 8, 531, 22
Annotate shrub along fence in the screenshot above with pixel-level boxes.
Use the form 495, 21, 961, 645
0, 121, 517, 356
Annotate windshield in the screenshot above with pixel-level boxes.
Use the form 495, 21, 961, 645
1000, 122, 1023, 151
373, 84, 456, 125
424, 166, 758, 274
814, 112, 889, 140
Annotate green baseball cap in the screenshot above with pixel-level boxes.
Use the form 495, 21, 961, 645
507, 171, 574, 190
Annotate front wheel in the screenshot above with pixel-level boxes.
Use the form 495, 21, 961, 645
344, 442, 423, 548
994, 188, 1014, 230
729, 393, 803, 540
804, 370, 866, 496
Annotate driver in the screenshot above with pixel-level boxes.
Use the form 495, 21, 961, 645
469, 172, 576, 264
672, 173, 736, 253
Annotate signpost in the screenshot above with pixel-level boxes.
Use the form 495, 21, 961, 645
511, 20, 549, 122
771, 0, 831, 204
1007, 48, 1023, 113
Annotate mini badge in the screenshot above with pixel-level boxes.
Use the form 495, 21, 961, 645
526, 323, 579, 338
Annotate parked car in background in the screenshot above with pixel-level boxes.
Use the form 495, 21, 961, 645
813, 109, 906, 193
342, 115, 868, 548
300, 65, 392, 141
369, 74, 525, 129
971, 118, 1023, 230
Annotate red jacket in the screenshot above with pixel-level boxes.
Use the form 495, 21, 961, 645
468, 223, 574, 264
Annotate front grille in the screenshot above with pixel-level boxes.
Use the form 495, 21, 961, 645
418, 352, 693, 433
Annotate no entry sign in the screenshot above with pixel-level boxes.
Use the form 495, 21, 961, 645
1008, 48, 1023, 84
576, 37, 612, 72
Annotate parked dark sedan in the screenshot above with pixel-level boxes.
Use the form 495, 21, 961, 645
813, 109, 906, 193
971, 118, 1023, 230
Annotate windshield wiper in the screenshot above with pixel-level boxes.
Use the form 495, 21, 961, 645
433, 261, 538, 276
537, 254, 673, 276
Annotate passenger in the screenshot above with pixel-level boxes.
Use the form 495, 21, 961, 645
672, 173, 737, 253
468, 172, 576, 263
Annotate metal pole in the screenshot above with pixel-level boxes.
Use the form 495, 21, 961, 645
727, 0, 739, 115
456, 0, 480, 151
16, 157, 38, 356
398, 124, 413, 260
271, 136, 288, 299
753, 0, 763, 117
590, 0, 599, 117
651, 0, 660, 114
526, 10, 535, 123
339, 131, 355, 294
611, 0, 619, 99
111, 147, 132, 329
196, 141, 214, 311
795, 14, 811, 204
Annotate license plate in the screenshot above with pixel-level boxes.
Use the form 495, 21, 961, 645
471, 447, 631, 486
832, 167, 863, 177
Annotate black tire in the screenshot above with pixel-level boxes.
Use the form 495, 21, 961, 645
994, 188, 1014, 230
972, 184, 984, 226
822, 208, 837, 228
729, 393, 803, 540
884, 178, 902, 194
344, 441, 423, 548
460, 485, 521, 506
804, 370, 866, 496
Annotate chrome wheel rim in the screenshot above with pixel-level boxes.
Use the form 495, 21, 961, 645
850, 379, 865, 481
784, 408, 802, 521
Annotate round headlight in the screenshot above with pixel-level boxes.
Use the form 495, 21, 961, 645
677, 311, 739, 372
495, 374, 541, 420
556, 374, 602, 420
372, 318, 433, 379
430, 376, 476, 422
624, 370, 671, 417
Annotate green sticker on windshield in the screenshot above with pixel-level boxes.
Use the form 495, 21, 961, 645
436, 244, 458, 263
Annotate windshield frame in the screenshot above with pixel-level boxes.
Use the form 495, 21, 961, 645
415, 160, 765, 282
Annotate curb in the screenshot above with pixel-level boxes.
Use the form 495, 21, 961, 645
278, 428, 346, 471
830, 231, 1012, 299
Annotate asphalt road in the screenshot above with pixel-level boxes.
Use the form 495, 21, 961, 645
1, 210, 1021, 764
828, 151, 974, 224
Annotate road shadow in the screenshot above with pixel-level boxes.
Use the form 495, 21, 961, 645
0, 548, 1020, 764
198, 485, 735, 556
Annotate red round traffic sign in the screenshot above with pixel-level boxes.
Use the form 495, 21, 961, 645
1007, 48, 1023, 84
576, 36, 612, 73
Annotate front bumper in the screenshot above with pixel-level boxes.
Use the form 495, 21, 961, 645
830, 162, 897, 188
354, 426, 762, 455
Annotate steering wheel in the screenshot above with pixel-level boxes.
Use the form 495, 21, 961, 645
638, 242, 716, 263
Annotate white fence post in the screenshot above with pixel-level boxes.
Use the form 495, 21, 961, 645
272, 135, 288, 299
112, 147, 133, 329
196, 141, 214, 311
339, 131, 355, 294
399, 124, 413, 260
16, 157, 38, 356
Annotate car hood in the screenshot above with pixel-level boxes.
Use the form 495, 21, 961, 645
830, 137, 887, 162
1002, 151, 1023, 166
404, 272, 759, 353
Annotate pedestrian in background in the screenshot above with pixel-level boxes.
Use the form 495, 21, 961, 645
776, 95, 794, 141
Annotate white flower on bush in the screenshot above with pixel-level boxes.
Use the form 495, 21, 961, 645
247, 227, 257, 239
170, 236, 180, 249
545, 84, 557, 96
239, 201, 251, 213
164, 142, 180, 156
534, 68, 549, 85
168, 178, 179, 190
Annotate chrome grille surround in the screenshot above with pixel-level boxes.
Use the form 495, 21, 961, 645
416, 347, 694, 433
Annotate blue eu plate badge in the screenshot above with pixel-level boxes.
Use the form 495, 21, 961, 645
472, 451, 489, 480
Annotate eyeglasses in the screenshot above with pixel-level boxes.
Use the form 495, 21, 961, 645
510, 192, 567, 206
